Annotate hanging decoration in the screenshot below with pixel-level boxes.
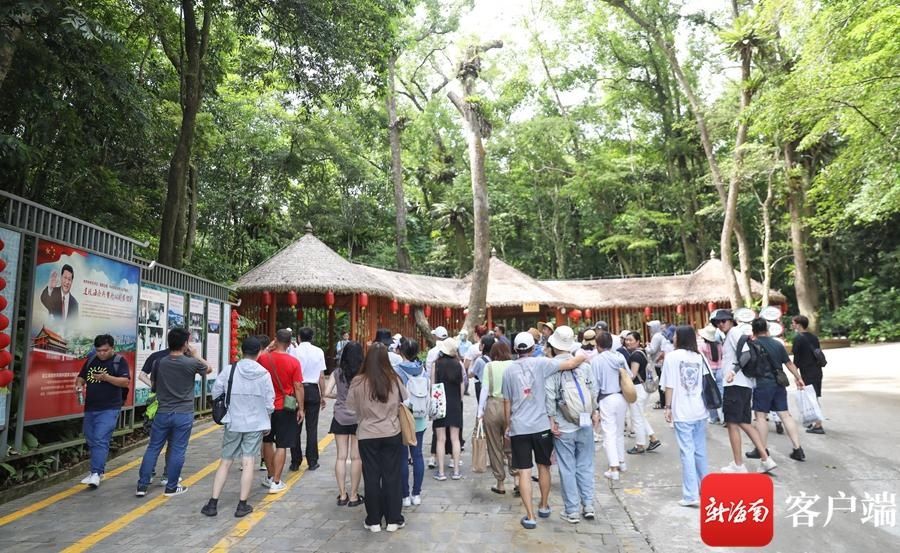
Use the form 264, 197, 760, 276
569, 309, 582, 324
424, 305, 432, 318
287, 290, 298, 309
443, 306, 452, 319
359, 293, 368, 310
676, 304, 684, 315
584, 308, 592, 321
403, 303, 410, 317
644, 306, 652, 319
390, 299, 399, 315
0, 369, 12, 387
325, 290, 335, 310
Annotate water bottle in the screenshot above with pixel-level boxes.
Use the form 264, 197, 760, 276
76, 387, 84, 406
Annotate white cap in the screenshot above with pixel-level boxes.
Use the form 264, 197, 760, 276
432, 326, 449, 339
514, 332, 535, 352
548, 325, 576, 352
439, 337, 458, 357
392, 333, 402, 341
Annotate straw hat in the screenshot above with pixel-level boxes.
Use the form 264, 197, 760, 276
582, 329, 598, 346
538, 321, 555, 332
699, 324, 718, 343
548, 326, 576, 352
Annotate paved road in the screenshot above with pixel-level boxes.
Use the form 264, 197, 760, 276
0, 343, 897, 552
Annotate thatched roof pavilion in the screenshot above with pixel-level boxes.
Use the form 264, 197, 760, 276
235, 228, 786, 358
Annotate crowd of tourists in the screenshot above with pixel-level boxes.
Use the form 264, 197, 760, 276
72, 309, 827, 530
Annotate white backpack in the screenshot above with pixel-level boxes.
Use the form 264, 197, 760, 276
557, 366, 596, 425
405, 372, 432, 419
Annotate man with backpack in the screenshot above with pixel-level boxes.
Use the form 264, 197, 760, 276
791, 315, 826, 434
201, 336, 275, 518
75, 334, 131, 489
544, 326, 599, 524
744, 318, 806, 463
712, 309, 777, 474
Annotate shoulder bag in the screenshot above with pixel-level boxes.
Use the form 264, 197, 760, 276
212, 361, 237, 425
271, 363, 298, 411
397, 382, 417, 446
634, 350, 659, 394
700, 355, 722, 410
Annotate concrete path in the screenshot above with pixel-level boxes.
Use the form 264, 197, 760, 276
0, 343, 897, 552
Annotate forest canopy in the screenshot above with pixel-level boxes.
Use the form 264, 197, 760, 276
1, 0, 898, 339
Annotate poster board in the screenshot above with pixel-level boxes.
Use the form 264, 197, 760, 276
206, 301, 221, 394
24, 239, 139, 422
189, 297, 205, 397
135, 286, 168, 406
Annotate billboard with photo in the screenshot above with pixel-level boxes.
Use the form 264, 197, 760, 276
189, 297, 205, 397
25, 239, 139, 422
206, 301, 221, 394
135, 286, 168, 406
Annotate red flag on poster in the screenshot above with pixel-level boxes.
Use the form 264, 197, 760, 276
36, 242, 88, 265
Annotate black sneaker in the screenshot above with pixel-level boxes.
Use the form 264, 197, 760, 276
201, 500, 218, 517
790, 447, 806, 462
135, 485, 148, 497
745, 447, 770, 459
234, 503, 253, 518
307, 462, 320, 471
775, 422, 784, 435
288, 462, 300, 472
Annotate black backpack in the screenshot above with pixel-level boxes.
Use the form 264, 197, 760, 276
734, 335, 770, 379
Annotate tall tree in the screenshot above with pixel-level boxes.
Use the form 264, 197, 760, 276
448, 40, 502, 334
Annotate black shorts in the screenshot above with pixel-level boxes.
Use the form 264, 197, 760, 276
510, 430, 554, 469
723, 386, 752, 425
806, 379, 822, 398
263, 410, 298, 448
329, 418, 358, 435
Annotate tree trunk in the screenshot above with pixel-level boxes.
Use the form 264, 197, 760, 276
784, 141, 819, 331
447, 40, 502, 335
757, 154, 777, 308
157, 0, 211, 269
0, 24, 21, 90
602, 0, 743, 306
183, 164, 199, 264
386, 54, 412, 271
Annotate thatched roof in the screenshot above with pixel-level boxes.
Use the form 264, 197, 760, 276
236, 232, 785, 309
543, 259, 786, 308
459, 256, 575, 308
236, 230, 395, 296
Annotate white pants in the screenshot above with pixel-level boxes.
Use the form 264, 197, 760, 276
600, 393, 627, 468
629, 385, 655, 446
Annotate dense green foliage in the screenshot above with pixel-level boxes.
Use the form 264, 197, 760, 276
1, 0, 897, 338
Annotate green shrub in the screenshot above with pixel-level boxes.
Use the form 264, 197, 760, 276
831, 278, 900, 342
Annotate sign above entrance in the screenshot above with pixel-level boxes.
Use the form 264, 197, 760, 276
522, 303, 540, 313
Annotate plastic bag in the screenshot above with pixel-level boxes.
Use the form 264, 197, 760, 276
794, 386, 823, 426
471, 420, 487, 473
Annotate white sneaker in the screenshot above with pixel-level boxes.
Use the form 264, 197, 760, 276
80, 473, 93, 485
618, 463, 628, 473
261, 476, 274, 488
593, 432, 601, 443
402, 496, 411, 507
448, 460, 455, 469
759, 457, 778, 473
678, 499, 700, 507
604, 470, 620, 481
163, 485, 189, 497
268, 480, 287, 493
386, 522, 405, 532
721, 461, 749, 473
364, 522, 382, 533
411, 495, 421, 505
87, 473, 101, 488
427, 457, 436, 469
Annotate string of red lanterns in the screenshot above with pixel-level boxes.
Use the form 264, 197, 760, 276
0, 236, 11, 387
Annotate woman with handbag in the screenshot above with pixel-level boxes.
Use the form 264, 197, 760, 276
590, 331, 632, 481
432, 338, 464, 481
345, 343, 408, 533
622, 332, 662, 455
659, 326, 709, 508
476, 341, 514, 494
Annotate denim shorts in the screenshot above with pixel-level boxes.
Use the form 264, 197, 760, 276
221, 429, 264, 459
752, 385, 788, 413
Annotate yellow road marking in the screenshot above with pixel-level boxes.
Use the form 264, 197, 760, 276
207, 434, 335, 553
59, 458, 221, 553
0, 423, 221, 528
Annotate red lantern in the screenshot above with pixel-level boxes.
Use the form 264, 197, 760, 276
424, 305, 432, 318
707, 301, 716, 313
584, 308, 592, 321
297, 309, 304, 322
262, 290, 272, 306
325, 290, 335, 310
287, 290, 298, 308
0, 370, 12, 388
570, 309, 582, 323
644, 306, 652, 319
780, 303, 788, 315
0, 333, 9, 349
0, 314, 8, 331
0, 350, 10, 369
0, 295, 6, 311
359, 293, 369, 310
0, 277, 5, 293
403, 303, 410, 317
443, 307, 452, 319
676, 304, 684, 315
0, 258, 6, 272
390, 299, 399, 315
0, 238, 4, 250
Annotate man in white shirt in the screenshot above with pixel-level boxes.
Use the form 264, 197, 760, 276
712, 310, 775, 473
289, 327, 326, 472
426, 326, 448, 373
